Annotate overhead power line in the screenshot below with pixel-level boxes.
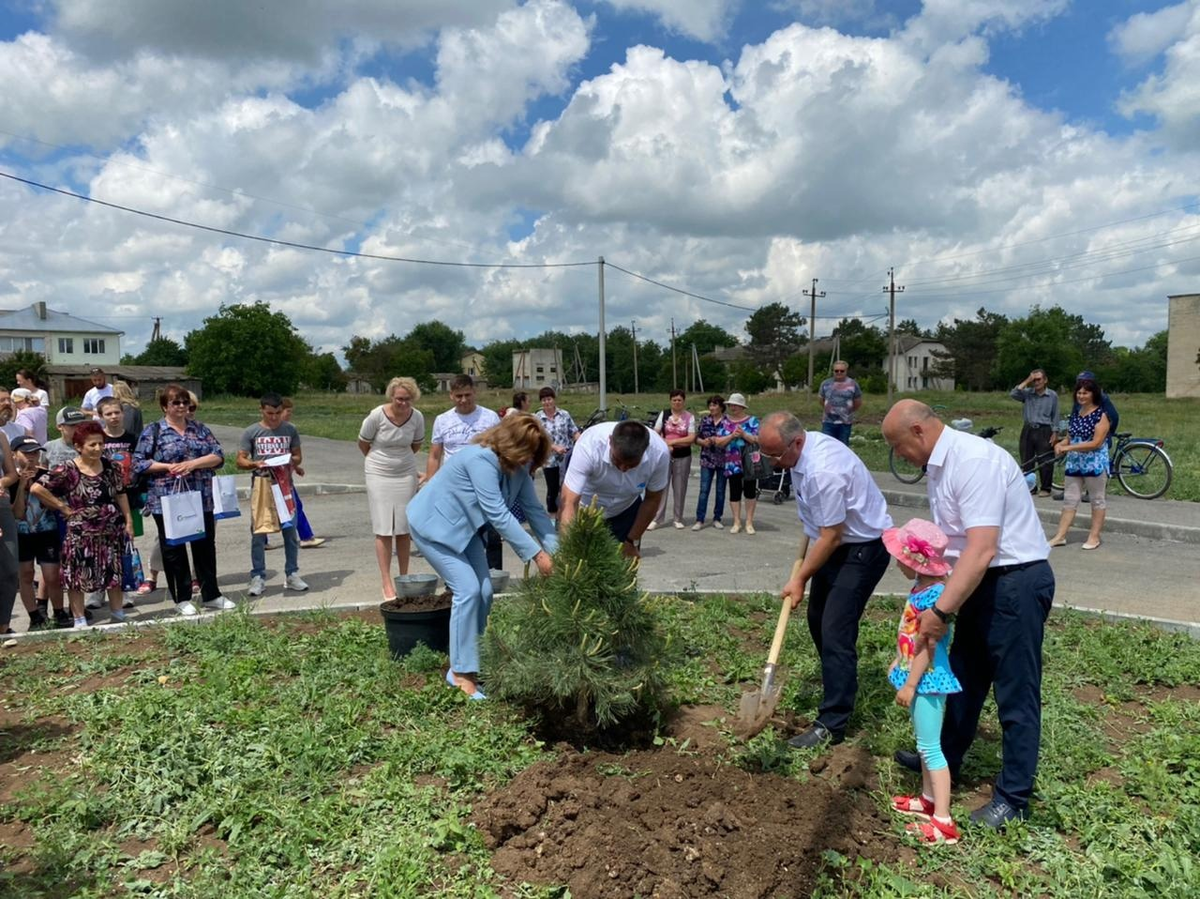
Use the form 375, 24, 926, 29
605, 261, 757, 311
0, 171, 594, 270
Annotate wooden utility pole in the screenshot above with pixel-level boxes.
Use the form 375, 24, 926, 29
598, 256, 607, 412
884, 268, 905, 407
802, 278, 825, 393
631, 320, 639, 394
670, 318, 678, 390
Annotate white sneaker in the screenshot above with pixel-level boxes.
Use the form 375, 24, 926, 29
646, 521, 658, 531
713, 520, 725, 530
730, 521, 742, 534
285, 574, 309, 592
745, 522, 756, 535
673, 521, 685, 529
110, 609, 127, 622
177, 601, 199, 617
203, 596, 237, 611
691, 521, 704, 531
247, 575, 265, 597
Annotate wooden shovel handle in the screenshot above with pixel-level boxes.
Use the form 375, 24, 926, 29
766, 535, 810, 667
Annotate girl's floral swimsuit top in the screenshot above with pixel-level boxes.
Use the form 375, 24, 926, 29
890, 582, 963, 695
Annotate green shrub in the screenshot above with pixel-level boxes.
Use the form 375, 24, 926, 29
480, 505, 668, 731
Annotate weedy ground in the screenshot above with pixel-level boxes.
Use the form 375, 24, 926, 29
2, 596, 1199, 898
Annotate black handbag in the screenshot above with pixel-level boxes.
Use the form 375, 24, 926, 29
741, 443, 775, 481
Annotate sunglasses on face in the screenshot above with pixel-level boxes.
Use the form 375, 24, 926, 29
168, 399, 190, 406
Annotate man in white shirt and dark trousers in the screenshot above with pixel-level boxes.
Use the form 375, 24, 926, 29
558, 420, 669, 558
883, 399, 1055, 829
424, 376, 502, 568
758, 411, 893, 750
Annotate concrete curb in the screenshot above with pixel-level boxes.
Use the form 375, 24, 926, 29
880, 489, 1200, 546
6, 588, 1197, 646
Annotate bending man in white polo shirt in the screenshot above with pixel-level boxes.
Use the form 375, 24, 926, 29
883, 399, 1055, 830
559, 420, 669, 558
758, 411, 893, 750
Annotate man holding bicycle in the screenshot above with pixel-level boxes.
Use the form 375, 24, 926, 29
1010, 369, 1058, 497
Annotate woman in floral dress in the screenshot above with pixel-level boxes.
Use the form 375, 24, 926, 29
31, 422, 133, 627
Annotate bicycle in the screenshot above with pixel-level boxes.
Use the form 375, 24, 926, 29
888, 415, 1002, 485
1051, 430, 1173, 500
580, 397, 657, 431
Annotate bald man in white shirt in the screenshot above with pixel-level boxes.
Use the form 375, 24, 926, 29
883, 399, 1055, 830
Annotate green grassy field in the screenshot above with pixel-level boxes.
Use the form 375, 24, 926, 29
196, 389, 1199, 501
2, 597, 1198, 897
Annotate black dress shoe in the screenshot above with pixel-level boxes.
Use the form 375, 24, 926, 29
969, 799, 1027, 830
893, 748, 923, 773
787, 723, 843, 750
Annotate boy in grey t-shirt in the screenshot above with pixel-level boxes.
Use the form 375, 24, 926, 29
237, 393, 307, 596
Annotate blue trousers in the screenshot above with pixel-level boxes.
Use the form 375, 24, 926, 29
942, 560, 1055, 810
694, 466, 726, 523
410, 531, 493, 674
820, 421, 852, 445
251, 525, 298, 579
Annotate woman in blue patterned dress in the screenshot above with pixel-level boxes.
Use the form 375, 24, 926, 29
132, 384, 228, 615
692, 395, 726, 530
534, 387, 579, 522
713, 393, 760, 535
1048, 375, 1110, 550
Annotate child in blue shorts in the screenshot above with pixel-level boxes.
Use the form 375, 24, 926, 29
884, 518, 963, 845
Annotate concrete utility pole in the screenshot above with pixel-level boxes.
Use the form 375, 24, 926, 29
802, 278, 825, 393
598, 256, 607, 413
670, 318, 678, 390
631, 320, 639, 394
884, 268, 905, 408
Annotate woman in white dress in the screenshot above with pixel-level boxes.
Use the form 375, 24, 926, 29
358, 377, 425, 600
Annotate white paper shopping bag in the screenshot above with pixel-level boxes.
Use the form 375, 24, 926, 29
211, 475, 241, 520
271, 481, 296, 529
162, 487, 206, 545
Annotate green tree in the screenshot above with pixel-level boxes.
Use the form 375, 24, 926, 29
831, 318, 888, 372
0, 350, 47, 392
302, 351, 346, 391
343, 334, 434, 392
995, 306, 1110, 389
932, 308, 1008, 391
729, 360, 773, 395
480, 505, 667, 731
744, 302, 805, 374
406, 321, 467, 373
678, 319, 739, 355
895, 318, 926, 337
184, 303, 308, 396
1099, 330, 1167, 393
134, 337, 188, 367
479, 339, 523, 389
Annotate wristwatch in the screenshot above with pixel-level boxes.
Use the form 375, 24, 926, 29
931, 606, 954, 624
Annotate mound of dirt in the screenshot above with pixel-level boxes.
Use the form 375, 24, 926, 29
473, 742, 901, 899
379, 591, 452, 614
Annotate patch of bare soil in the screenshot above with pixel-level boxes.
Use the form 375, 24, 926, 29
380, 591, 453, 614
474, 742, 899, 899
666, 705, 730, 752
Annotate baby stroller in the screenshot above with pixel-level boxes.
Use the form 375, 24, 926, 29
761, 467, 793, 505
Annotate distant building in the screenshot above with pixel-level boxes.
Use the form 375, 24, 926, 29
0, 302, 122, 366
513, 348, 564, 389
883, 336, 955, 392
432, 373, 458, 392
1166, 293, 1200, 399
43, 365, 199, 403
344, 374, 375, 395
461, 351, 486, 380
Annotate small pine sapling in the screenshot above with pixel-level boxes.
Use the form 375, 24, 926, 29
480, 503, 668, 731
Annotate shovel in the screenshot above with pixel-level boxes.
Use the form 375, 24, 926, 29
735, 535, 809, 738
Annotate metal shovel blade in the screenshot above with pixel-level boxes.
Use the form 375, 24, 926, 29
735, 664, 782, 738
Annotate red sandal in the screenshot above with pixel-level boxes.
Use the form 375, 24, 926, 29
136, 580, 157, 595
892, 794, 935, 818
907, 816, 960, 845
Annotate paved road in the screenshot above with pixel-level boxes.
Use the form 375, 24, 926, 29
8, 427, 1198, 636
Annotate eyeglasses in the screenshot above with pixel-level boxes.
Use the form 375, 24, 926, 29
168, 399, 190, 407
833, 369, 847, 374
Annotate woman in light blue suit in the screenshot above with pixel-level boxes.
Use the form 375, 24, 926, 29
408, 414, 557, 699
